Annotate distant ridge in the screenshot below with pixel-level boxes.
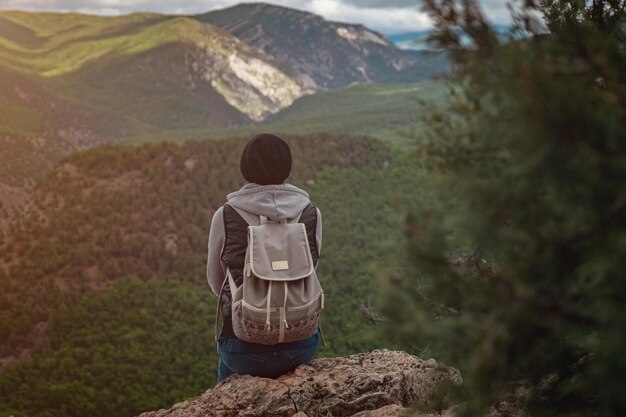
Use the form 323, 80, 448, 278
197, 2, 443, 90
0, 4, 448, 134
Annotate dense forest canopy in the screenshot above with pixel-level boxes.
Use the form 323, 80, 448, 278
0, 134, 433, 417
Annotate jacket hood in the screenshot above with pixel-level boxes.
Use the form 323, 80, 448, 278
226, 183, 311, 221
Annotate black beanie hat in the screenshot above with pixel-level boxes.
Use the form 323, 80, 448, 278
240, 133, 292, 185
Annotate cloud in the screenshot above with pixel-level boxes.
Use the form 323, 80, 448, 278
0, 0, 512, 33
307, 0, 432, 33
0, 0, 235, 15
478, 0, 513, 24
342, 0, 420, 8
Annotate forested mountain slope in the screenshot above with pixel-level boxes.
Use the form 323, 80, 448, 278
0, 63, 126, 234
126, 80, 449, 146
0, 134, 390, 359
0, 132, 438, 417
0, 63, 124, 184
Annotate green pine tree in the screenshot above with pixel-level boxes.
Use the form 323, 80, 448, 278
385, 1, 626, 415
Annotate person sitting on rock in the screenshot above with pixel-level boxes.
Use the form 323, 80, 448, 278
207, 133, 322, 382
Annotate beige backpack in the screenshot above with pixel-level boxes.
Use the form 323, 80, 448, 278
218, 207, 324, 345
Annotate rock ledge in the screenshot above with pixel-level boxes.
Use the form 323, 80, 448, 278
138, 349, 461, 417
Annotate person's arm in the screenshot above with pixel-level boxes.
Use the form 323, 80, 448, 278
207, 206, 226, 295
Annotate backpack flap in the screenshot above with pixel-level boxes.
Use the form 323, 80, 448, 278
248, 223, 314, 281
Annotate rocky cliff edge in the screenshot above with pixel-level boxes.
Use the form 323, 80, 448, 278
137, 349, 462, 417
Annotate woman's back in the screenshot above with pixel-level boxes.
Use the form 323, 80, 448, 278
206, 134, 322, 382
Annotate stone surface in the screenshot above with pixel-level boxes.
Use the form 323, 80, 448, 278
137, 349, 462, 417
352, 405, 456, 417
350, 404, 405, 416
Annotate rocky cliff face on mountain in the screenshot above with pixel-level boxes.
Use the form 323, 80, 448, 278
56, 18, 302, 125
198, 3, 441, 90
137, 350, 462, 417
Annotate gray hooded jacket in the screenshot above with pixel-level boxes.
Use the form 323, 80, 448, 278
207, 183, 322, 295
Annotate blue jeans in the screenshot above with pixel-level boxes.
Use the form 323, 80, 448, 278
217, 330, 320, 382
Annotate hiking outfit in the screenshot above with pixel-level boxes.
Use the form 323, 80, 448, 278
207, 134, 324, 382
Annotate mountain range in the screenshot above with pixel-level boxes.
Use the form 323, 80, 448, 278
0, 3, 446, 132
0, 2, 449, 235
0, 3, 447, 185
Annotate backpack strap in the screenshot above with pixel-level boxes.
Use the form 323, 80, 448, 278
228, 204, 260, 226
299, 203, 320, 266
215, 266, 230, 342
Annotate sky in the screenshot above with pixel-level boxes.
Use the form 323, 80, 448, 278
0, 0, 512, 34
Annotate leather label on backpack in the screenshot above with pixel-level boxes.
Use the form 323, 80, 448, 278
271, 261, 289, 271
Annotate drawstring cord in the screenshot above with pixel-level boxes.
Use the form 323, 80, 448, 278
277, 282, 290, 343
283, 282, 289, 329
266, 281, 272, 327
265, 281, 290, 334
